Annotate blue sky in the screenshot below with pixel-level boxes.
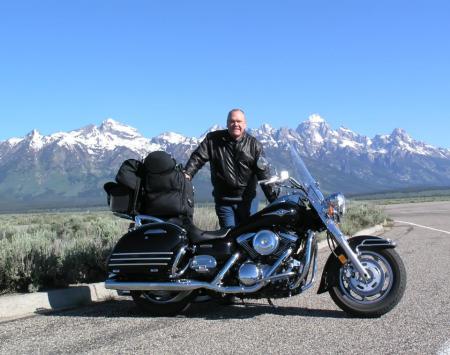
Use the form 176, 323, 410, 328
1, 1, 449, 147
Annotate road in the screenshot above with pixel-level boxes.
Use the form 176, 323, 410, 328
1, 201, 449, 354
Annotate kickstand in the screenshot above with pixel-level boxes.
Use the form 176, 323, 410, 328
267, 298, 277, 308
240, 297, 247, 307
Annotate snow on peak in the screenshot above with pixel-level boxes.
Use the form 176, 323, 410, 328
390, 128, 412, 142
27, 129, 41, 137
307, 114, 325, 124
6, 137, 23, 146
104, 118, 118, 125
25, 129, 45, 150
260, 123, 274, 134
99, 118, 140, 138
338, 126, 355, 134
296, 114, 331, 145
156, 132, 188, 145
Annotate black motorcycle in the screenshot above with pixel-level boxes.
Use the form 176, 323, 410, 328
105, 146, 406, 317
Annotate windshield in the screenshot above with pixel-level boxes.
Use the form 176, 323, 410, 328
289, 145, 325, 204
286, 144, 347, 240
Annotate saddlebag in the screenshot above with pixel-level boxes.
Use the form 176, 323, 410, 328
107, 222, 188, 280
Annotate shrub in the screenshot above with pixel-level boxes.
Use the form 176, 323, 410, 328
340, 202, 387, 235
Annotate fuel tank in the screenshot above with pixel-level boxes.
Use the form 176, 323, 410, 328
107, 222, 187, 280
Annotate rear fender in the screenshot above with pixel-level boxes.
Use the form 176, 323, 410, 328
317, 235, 396, 294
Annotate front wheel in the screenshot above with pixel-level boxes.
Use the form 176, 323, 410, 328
329, 248, 406, 317
131, 290, 193, 316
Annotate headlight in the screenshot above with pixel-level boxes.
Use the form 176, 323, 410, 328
325, 193, 346, 217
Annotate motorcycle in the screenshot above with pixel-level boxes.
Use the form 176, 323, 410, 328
104, 146, 406, 317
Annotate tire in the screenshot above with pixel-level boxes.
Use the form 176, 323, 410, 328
131, 290, 193, 316
329, 248, 406, 318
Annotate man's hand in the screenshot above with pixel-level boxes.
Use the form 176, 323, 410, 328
184, 173, 191, 181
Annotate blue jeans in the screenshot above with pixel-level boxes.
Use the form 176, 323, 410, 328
215, 199, 258, 229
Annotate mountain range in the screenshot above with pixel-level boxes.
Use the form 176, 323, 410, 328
1, 115, 450, 211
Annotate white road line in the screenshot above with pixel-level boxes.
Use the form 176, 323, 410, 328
394, 220, 450, 235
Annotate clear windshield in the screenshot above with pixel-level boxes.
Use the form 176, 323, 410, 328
288, 145, 325, 205
268, 144, 346, 240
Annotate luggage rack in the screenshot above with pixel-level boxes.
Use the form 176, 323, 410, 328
113, 212, 165, 226
112, 212, 186, 232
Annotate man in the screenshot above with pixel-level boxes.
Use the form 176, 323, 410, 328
184, 109, 277, 228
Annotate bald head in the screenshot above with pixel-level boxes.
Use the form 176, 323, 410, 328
227, 109, 247, 140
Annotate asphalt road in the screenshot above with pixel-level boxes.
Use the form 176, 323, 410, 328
1, 201, 449, 354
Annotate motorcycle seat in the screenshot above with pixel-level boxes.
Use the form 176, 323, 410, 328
186, 224, 231, 243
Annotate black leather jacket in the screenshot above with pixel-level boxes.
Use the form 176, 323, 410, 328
184, 130, 277, 203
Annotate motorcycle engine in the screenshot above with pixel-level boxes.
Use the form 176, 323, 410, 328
237, 230, 298, 259
238, 262, 271, 286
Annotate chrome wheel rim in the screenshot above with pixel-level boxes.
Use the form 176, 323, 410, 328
339, 251, 394, 304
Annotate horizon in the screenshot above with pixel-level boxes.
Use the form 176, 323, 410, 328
1, 1, 449, 147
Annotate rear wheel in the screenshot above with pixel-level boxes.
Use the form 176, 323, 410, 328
329, 248, 406, 317
131, 290, 193, 316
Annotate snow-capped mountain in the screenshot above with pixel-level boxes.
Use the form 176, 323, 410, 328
1, 116, 450, 211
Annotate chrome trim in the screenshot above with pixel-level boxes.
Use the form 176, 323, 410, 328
105, 279, 263, 293
112, 252, 173, 256
264, 271, 296, 282
262, 209, 293, 217
278, 232, 298, 243
144, 229, 168, 235
355, 238, 396, 254
236, 233, 255, 244
190, 255, 218, 273
134, 215, 187, 234
135, 215, 164, 226
212, 253, 240, 285
170, 246, 188, 279
252, 230, 280, 256
108, 263, 168, 266
109, 258, 171, 261
290, 230, 316, 290
301, 243, 318, 291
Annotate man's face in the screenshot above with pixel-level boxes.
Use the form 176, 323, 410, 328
227, 111, 247, 140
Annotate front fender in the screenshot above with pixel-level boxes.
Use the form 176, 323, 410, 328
317, 235, 396, 294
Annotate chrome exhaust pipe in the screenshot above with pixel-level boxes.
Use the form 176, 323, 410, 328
105, 278, 267, 294
105, 247, 294, 294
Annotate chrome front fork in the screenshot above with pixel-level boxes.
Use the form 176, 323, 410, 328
326, 220, 370, 280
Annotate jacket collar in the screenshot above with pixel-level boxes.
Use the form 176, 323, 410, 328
222, 130, 247, 143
